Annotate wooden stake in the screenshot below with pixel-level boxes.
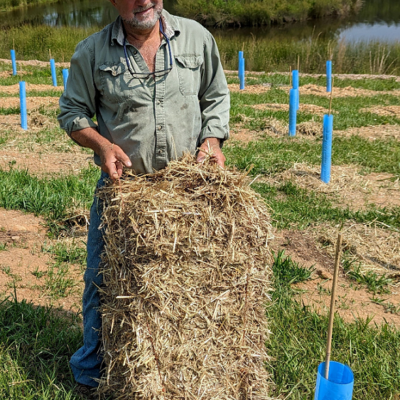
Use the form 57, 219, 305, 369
324, 232, 343, 380
289, 66, 292, 87
328, 77, 334, 116
297, 55, 300, 71
49, 49, 52, 61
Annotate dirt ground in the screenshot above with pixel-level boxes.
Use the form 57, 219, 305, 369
0, 209, 84, 312
271, 228, 400, 327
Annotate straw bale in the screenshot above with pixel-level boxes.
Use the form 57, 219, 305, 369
97, 154, 274, 400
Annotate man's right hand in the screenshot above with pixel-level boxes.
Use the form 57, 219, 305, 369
71, 128, 132, 181
99, 142, 132, 180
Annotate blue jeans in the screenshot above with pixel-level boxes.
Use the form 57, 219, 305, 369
70, 171, 108, 387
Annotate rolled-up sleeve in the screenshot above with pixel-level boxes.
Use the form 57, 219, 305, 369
58, 38, 98, 138
198, 31, 230, 145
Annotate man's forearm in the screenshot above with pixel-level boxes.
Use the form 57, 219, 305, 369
71, 127, 113, 156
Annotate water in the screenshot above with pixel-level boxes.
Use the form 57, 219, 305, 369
0, 0, 399, 43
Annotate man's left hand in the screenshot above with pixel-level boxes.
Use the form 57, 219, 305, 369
197, 138, 226, 168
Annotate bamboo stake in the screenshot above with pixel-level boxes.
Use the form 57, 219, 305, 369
324, 232, 343, 380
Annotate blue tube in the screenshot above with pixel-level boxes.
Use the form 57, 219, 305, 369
289, 89, 298, 137
315, 361, 354, 400
321, 114, 334, 183
292, 70, 300, 110
327, 60, 332, 92
50, 59, 57, 87
10, 49, 17, 76
238, 51, 244, 78
292, 70, 299, 89
19, 81, 27, 131
62, 68, 69, 91
239, 58, 245, 90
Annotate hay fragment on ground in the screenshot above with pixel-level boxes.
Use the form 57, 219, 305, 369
97, 154, 274, 399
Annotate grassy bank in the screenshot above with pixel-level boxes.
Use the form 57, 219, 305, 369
0, 0, 60, 13
0, 25, 398, 75
216, 35, 400, 75
176, 0, 363, 27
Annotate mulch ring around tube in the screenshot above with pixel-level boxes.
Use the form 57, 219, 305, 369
97, 153, 274, 400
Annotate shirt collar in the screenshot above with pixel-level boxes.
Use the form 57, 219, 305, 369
111, 10, 180, 46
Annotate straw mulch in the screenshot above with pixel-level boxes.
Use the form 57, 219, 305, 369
97, 154, 274, 400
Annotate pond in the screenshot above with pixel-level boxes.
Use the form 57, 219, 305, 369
0, 0, 399, 43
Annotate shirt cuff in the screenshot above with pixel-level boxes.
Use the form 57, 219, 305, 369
67, 115, 98, 137
199, 124, 229, 146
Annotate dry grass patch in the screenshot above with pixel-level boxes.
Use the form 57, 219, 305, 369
0, 83, 63, 94
0, 150, 93, 176
360, 105, 400, 117
336, 124, 400, 141
272, 226, 400, 327
251, 102, 331, 116
281, 84, 400, 98
263, 163, 400, 210
0, 96, 59, 110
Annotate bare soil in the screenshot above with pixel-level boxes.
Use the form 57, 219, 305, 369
0, 209, 84, 313
272, 229, 400, 327
0, 150, 93, 176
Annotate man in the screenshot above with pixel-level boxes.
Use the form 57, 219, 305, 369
58, 0, 230, 396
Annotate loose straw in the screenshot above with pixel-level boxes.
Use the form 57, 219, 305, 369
324, 232, 343, 380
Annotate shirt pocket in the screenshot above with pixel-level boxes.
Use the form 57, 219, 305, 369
175, 55, 203, 96
98, 62, 127, 103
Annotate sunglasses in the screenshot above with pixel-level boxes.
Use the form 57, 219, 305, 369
123, 19, 173, 80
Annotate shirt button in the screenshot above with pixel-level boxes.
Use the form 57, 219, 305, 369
158, 149, 164, 155
157, 100, 161, 105
112, 71, 117, 76
158, 125, 162, 130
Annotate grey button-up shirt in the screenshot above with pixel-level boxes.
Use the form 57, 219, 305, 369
58, 10, 230, 174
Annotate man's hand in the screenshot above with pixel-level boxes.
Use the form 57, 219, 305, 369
99, 142, 132, 180
197, 138, 226, 168
71, 127, 132, 181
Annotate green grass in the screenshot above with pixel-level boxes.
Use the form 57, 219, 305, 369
0, 165, 99, 233
0, 296, 81, 399
251, 181, 400, 229
267, 251, 400, 399
230, 90, 400, 130
225, 135, 400, 177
